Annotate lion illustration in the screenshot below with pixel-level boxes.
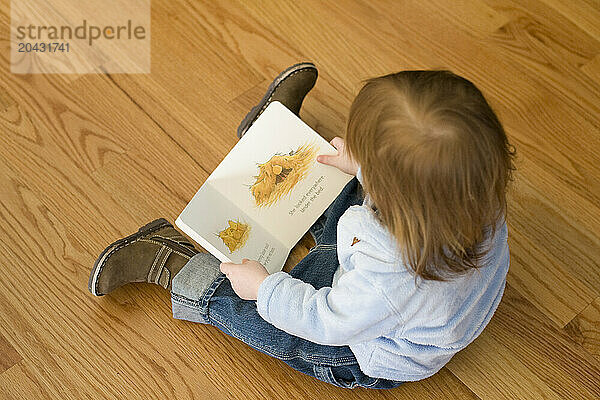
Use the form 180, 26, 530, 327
250, 142, 318, 208
216, 219, 251, 253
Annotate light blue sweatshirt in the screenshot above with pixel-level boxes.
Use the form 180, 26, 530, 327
257, 167, 510, 381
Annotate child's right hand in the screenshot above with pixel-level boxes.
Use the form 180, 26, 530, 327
317, 137, 360, 176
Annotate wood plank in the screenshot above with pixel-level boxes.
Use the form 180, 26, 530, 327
0, 361, 53, 400
483, 0, 600, 124
161, 0, 305, 80
237, 0, 421, 93
505, 175, 598, 326
89, 72, 231, 174
447, 284, 600, 399
412, 0, 511, 38
90, 148, 206, 225
0, 72, 128, 177
94, 70, 238, 175
0, 332, 21, 374
0, 134, 133, 256
538, 0, 600, 41
447, 329, 563, 399
0, 54, 224, 255
565, 297, 600, 363
489, 285, 600, 399
149, 0, 264, 102
581, 54, 600, 85
0, 59, 161, 249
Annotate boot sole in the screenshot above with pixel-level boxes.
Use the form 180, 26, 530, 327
237, 62, 317, 138
88, 218, 172, 296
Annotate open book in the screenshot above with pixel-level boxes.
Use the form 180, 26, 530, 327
176, 101, 353, 273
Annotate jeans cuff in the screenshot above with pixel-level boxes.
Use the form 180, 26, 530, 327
170, 252, 225, 323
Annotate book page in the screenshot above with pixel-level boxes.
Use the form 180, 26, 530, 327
176, 183, 288, 274
206, 101, 353, 248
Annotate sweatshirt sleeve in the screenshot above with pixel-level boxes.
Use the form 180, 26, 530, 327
256, 268, 401, 346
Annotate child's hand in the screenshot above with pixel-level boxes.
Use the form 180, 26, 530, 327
317, 137, 360, 176
220, 259, 269, 301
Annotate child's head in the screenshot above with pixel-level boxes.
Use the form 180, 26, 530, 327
345, 70, 516, 281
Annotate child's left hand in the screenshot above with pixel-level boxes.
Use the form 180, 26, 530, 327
220, 259, 269, 301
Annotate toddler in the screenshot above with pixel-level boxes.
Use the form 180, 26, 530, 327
89, 63, 516, 389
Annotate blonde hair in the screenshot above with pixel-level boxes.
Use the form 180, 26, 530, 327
345, 70, 516, 281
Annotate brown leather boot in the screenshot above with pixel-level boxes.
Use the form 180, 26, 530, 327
237, 62, 318, 138
88, 218, 198, 296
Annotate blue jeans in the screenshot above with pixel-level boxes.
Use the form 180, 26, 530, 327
170, 178, 404, 389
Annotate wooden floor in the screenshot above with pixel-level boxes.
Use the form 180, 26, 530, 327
1, 0, 599, 398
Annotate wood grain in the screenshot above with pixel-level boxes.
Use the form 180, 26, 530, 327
485, 285, 600, 399
581, 54, 600, 84
484, 0, 600, 110
447, 284, 600, 399
565, 297, 600, 363
1, 0, 599, 398
539, 0, 600, 41
447, 330, 563, 400
0, 361, 52, 400
0, 331, 21, 374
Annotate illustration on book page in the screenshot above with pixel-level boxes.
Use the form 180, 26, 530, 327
249, 141, 318, 208
216, 219, 251, 253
